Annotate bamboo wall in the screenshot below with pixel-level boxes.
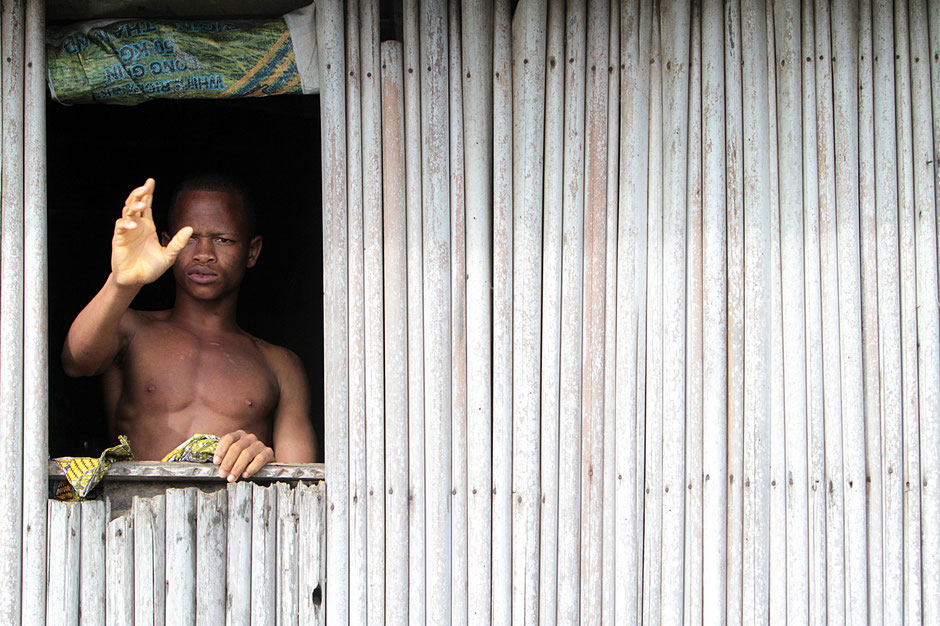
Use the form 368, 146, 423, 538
318, 0, 940, 624
0, 0, 938, 623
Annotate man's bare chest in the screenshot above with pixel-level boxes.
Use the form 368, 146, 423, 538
121, 322, 279, 415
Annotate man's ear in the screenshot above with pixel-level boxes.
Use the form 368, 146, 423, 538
160, 231, 170, 246
246, 235, 263, 268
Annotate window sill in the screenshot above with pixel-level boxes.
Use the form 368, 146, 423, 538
48, 460, 325, 482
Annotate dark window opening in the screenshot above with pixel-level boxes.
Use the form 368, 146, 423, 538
47, 95, 324, 461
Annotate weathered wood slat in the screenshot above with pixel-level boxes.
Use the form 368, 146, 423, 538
642, 11, 663, 625
460, 2, 494, 623
165, 488, 196, 626
557, 1, 586, 623
47, 501, 80, 625
250, 484, 277, 626
344, 2, 368, 623
0, 1, 26, 622
80, 500, 107, 626
659, 2, 689, 623
420, 1, 453, 622
909, 1, 940, 622
196, 489, 227, 625
381, 38, 410, 626
299, 483, 326, 625
224, 482, 251, 625
47, 462, 324, 482
872, 1, 904, 623
856, 4, 885, 623
893, 2, 923, 623
403, 1, 427, 623
316, 0, 350, 621
22, 1, 48, 620
359, 3, 387, 624
106, 515, 133, 626
683, 5, 702, 624
490, 0, 514, 623
510, 1, 546, 624
448, 3, 469, 623
773, 1, 810, 624
132, 495, 162, 626
700, 0, 727, 622
723, 2, 745, 623
618, 1, 653, 623
276, 483, 299, 626
538, 1, 565, 623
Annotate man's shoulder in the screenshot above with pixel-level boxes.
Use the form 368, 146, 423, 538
252, 336, 303, 371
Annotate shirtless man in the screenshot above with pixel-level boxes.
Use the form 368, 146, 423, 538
63, 176, 317, 480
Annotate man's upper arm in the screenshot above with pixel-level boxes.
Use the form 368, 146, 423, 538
271, 348, 317, 463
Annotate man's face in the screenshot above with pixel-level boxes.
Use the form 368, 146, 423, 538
166, 190, 262, 301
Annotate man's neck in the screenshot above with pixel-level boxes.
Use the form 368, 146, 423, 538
169, 290, 241, 333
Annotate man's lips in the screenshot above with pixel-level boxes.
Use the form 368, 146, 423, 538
187, 267, 218, 284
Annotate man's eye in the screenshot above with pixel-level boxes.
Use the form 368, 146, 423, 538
216, 237, 233, 244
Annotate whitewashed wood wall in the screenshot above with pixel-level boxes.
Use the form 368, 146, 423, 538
44, 482, 326, 625
317, 0, 940, 624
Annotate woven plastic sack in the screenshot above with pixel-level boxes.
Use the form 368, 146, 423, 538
46, 7, 317, 105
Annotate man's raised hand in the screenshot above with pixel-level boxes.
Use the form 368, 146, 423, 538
111, 178, 193, 286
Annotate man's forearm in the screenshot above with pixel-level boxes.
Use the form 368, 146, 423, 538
62, 273, 140, 376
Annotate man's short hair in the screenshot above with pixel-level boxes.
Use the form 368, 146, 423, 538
168, 173, 258, 237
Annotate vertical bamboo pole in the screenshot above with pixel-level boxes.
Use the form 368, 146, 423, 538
831, 5, 871, 623
80, 501, 106, 626
344, 2, 369, 623
359, 2, 386, 623
491, 0, 514, 621
602, 1, 620, 623
461, 2, 494, 624
0, 0, 24, 621
815, 2, 849, 623
701, 0, 727, 622
276, 483, 299, 626
420, 2, 453, 622
21, 0, 46, 619
133, 497, 155, 625
893, 2, 922, 623
872, 1, 904, 622
799, 3, 828, 624
683, 4, 703, 624
641, 11, 663, 624
724, 1, 746, 621
359, 2, 387, 624
166, 488, 196, 626
765, 8, 787, 624
448, 5, 468, 624
106, 516, 134, 626
316, 0, 350, 621
909, 1, 940, 621
538, 2, 564, 622
857, 2, 885, 624
251, 484, 277, 626
511, 2, 546, 623
558, 0, 586, 622
659, 1, 690, 624
403, 1, 426, 622
741, 0, 772, 621
299, 483, 326, 626
196, 490, 227, 626
381, 39, 409, 626
226, 482, 252, 626
773, 1, 811, 624
618, 0, 652, 622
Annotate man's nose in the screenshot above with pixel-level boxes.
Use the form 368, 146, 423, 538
193, 238, 216, 261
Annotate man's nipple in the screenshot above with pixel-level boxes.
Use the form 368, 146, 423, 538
246, 399, 254, 408
146, 384, 156, 393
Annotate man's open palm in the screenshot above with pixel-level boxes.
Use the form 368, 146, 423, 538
111, 178, 193, 286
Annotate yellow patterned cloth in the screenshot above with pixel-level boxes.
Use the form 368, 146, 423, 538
53, 435, 134, 501
160, 434, 220, 463
52, 434, 220, 501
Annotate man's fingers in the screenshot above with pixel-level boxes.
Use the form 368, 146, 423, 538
213, 430, 243, 469
242, 448, 275, 479
164, 226, 194, 258
114, 218, 139, 236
